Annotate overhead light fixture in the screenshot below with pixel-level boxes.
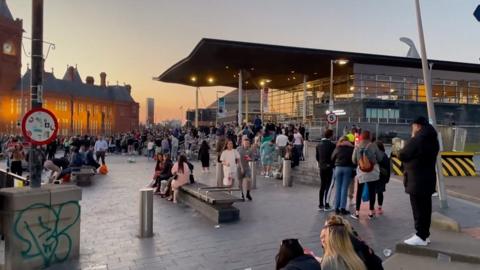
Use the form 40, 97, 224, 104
207, 77, 214, 83
307, 84, 312, 88
265, 79, 272, 83
334, 59, 349, 65
291, 70, 295, 74
390, 88, 395, 93
225, 65, 229, 69
250, 67, 255, 71
350, 86, 355, 91
260, 81, 265, 86
314, 72, 318, 75
190, 76, 197, 82
292, 76, 296, 80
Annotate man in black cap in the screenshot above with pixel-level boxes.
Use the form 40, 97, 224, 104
399, 116, 439, 246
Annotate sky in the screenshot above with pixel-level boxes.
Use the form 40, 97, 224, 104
7, 0, 480, 123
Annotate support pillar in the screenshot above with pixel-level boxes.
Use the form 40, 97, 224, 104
238, 70, 243, 126
195, 87, 199, 128
303, 75, 307, 123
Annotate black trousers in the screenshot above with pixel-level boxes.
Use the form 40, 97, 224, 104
319, 168, 333, 207
409, 194, 432, 240
10, 161, 23, 176
96, 151, 106, 165
355, 181, 377, 211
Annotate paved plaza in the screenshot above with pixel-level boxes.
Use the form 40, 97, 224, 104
2, 154, 480, 270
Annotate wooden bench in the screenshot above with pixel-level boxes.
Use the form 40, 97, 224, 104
71, 166, 96, 186
178, 182, 243, 224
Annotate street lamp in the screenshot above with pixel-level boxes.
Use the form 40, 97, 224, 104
329, 59, 349, 112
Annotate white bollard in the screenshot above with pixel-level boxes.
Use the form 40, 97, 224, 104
216, 161, 223, 187
139, 188, 153, 238
249, 161, 257, 189
282, 158, 292, 187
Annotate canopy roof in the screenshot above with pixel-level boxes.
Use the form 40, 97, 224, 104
155, 38, 480, 89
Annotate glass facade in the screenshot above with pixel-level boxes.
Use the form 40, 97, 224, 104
267, 71, 480, 122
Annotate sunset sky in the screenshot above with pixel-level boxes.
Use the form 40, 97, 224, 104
7, 0, 480, 123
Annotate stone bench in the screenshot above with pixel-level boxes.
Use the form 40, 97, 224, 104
71, 166, 96, 187
178, 182, 242, 224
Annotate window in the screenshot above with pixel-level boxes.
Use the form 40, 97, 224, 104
366, 108, 400, 120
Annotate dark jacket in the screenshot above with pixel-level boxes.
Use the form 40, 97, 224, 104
399, 124, 439, 195
284, 255, 321, 270
331, 141, 355, 167
316, 139, 336, 170
378, 153, 391, 184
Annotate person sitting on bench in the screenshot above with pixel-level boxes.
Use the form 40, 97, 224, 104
56, 147, 85, 180
154, 154, 173, 195
85, 144, 101, 171
44, 157, 69, 183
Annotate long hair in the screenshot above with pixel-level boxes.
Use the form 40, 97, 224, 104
177, 155, 187, 174
322, 219, 366, 270
223, 139, 234, 151
200, 140, 209, 150
155, 154, 164, 171
275, 239, 305, 270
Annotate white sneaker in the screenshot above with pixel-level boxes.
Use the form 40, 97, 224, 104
404, 235, 428, 246
426, 237, 431, 243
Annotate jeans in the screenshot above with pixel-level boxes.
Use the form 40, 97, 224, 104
334, 166, 353, 210
292, 145, 302, 167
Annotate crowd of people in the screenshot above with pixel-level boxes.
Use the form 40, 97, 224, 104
1, 113, 440, 266
316, 127, 390, 219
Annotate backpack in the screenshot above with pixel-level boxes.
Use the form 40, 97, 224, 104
358, 144, 375, 173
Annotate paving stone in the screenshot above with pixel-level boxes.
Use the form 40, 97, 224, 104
0, 154, 475, 270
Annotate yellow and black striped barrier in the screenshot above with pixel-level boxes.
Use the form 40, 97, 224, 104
391, 152, 477, 177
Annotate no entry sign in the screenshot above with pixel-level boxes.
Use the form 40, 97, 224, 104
22, 108, 59, 145
326, 112, 338, 125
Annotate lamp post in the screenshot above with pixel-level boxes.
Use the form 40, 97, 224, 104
414, 0, 448, 209
329, 59, 349, 112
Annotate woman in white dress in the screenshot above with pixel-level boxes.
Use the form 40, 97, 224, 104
220, 139, 240, 187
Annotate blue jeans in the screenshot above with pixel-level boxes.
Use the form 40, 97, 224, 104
334, 166, 353, 210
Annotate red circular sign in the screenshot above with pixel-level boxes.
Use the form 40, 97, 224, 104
21, 108, 59, 145
326, 113, 338, 124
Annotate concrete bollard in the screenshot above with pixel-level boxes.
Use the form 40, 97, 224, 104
139, 188, 153, 238
282, 158, 292, 187
216, 161, 223, 187
0, 185, 82, 270
249, 161, 257, 189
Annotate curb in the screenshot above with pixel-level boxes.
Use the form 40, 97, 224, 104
390, 176, 480, 205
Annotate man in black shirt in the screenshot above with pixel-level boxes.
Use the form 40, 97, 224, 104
315, 129, 336, 211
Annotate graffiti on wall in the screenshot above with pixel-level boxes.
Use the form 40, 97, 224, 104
13, 201, 80, 268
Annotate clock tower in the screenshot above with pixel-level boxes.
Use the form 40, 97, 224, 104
0, 0, 22, 92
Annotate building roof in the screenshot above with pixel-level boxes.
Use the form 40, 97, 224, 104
0, 0, 13, 21
62, 66, 83, 83
15, 69, 135, 103
155, 38, 480, 89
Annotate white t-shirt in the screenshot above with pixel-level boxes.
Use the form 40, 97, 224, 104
220, 149, 240, 173
147, 141, 154, 150
276, 134, 288, 147
293, 133, 303, 145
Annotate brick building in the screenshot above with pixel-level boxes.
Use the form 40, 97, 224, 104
0, 0, 139, 135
